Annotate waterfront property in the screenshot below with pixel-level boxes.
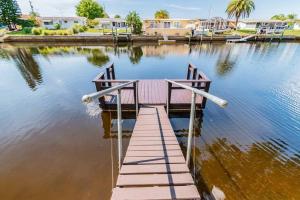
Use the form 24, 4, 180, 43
40, 17, 87, 29
1, 43, 300, 200
95, 18, 128, 30
143, 18, 199, 36
237, 19, 287, 30
196, 17, 234, 33
293, 20, 300, 30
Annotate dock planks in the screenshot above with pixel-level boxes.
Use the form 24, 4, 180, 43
104, 80, 203, 106
111, 106, 200, 200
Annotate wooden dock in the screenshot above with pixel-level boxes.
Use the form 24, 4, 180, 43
93, 63, 211, 111
111, 106, 201, 200
81, 63, 228, 200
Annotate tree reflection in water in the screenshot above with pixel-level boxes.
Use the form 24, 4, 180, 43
1, 48, 43, 90
216, 48, 237, 76
128, 46, 143, 64
187, 137, 300, 200
86, 49, 110, 67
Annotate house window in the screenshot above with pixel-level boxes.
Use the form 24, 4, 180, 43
44, 21, 53, 25
64, 20, 68, 23
112, 22, 116, 27
150, 22, 155, 28
164, 22, 171, 28
74, 20, 78, 23
174, 22, 180, 28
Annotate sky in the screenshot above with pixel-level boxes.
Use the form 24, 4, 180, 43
18, 0, 300, 19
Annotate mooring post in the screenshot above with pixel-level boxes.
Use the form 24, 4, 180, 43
117, 89, 122, 170
186, 91, 196, 166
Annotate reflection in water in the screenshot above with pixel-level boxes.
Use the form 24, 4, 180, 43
86, 49, 110, 67
0, 42, 300, 200
190, 137, 300, 200
1, 48, 43, 90
101, 111, 136, 139
128, 46, 143, 64
216, 48, 237, 76
24, 46, 110, 68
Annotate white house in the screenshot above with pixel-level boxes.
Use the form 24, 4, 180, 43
293, 21, 300, 30
40, 17, 87, 29
237, 19, 287, 30
95, 18, 127, 29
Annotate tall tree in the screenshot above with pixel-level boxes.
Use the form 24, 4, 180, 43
0, 0, 21, 30
28, 0, 40, 26
154, 10, 169, 19
287, 13, 297, 20
76, 0, 105, 19
114, 15, 121, 19
271, 14, 286, 21
226, 0, 255, 28
29, 0, 38, 17
126, 11, 142, 34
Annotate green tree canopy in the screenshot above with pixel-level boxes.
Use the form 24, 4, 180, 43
0, 0, 21, 30
226, 0, 255, 28
271, 14, 287, 20
103, 12, 109, 18
126, 11, 142, 34
76, 0, 105, 19
287, 13, 297, 20
154, 10, 169, 19
114, 14, 121, 18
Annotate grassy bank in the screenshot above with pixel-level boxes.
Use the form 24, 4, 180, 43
86, 28, 131, 34
284, 30, 300, 36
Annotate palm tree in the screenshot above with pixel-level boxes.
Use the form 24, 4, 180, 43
287, 13, 297, 20
226, 0, 255, 29
154, 10, 169, 19
126, 11, 143, 34
271, 14, 286, 20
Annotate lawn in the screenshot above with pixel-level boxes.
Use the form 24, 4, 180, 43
86, 28, 131, 34
7, 29, 32, 35
284, 30, 300, 36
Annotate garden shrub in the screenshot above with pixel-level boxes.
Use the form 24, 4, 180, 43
72, 24, 87, 34
54, 23, 61, 30
23, 27, 32, 34
32, 27, 43, 35
42, 29, 73, 36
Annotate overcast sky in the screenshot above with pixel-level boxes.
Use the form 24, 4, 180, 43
18, 0, 300, 19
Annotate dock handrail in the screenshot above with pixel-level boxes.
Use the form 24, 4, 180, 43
165, 79, 228, 165
82, 80, 139, 170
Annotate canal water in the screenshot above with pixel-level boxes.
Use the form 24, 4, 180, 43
0, 42, 299, 200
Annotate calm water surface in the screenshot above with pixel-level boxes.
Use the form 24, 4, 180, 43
0, 42, 299, 200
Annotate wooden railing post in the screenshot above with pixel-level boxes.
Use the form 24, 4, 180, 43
192, 68, 198, 87
106, 67, 112, 87
111, 63, 116, 80
94, 73, 106, 106
186, 64, 191, 80
202, 81, 211, 108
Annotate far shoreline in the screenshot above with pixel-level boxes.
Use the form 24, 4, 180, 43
1, 34, 300, 44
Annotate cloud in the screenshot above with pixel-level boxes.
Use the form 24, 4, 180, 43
169, 4, 201, 11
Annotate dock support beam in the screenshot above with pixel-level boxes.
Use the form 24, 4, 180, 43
117, 89, 123, 170
186, 91, 196, 166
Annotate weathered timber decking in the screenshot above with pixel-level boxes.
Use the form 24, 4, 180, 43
104, 80, 203, 104
111, 106, 200, 200
93, 63, 211, 111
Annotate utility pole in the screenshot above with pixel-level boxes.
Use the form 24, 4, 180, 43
29, 0, 34, 14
